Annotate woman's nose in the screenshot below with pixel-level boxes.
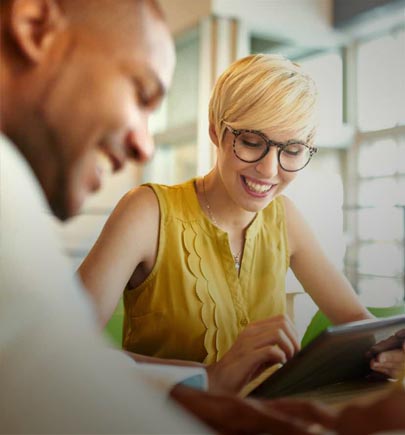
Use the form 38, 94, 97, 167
255, 146, 279, 177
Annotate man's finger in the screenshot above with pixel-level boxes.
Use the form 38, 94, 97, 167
376, 349, 405, 364
369, 335, 402, 354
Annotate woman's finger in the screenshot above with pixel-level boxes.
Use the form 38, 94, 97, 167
249, 344, 288, 368
240, 328, 296, 359
254, 315, 301, 353
234, 345, 287, 384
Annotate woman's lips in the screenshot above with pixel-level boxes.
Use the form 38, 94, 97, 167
241, 175, 274, 197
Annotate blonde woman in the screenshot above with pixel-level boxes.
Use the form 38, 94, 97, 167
79, 54, 404, 393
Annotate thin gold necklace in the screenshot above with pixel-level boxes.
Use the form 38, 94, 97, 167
202, 175, 242, 271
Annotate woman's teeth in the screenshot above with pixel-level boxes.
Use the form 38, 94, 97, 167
244, 177, 272, 193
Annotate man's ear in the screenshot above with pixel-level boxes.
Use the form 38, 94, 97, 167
209, 123, 219, 147
9, 0, 65, 63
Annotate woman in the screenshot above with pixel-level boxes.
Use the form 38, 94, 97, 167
79, 54, 404, 392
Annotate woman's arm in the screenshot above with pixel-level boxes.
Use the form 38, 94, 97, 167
283, 195, 371, 324
78, 186, 160, 326
284, 196, 405, 378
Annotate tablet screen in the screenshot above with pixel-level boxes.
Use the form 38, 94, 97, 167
250, 315, 405, 398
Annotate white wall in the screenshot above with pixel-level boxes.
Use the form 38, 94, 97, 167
212, 0, 343, 46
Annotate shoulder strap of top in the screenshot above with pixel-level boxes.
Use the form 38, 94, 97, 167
142, 183, 169, 225
259, 195, 289, 266
141, 179, 199, 225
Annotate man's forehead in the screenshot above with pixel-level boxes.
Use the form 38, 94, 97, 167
59, 0, 163, 25
63, 0, 169, 50
63, 0, 174, 94
80, 2, 173, 78
128, 17, 175, 92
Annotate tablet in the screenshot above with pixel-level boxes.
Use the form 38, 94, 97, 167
249, 314, 405, 399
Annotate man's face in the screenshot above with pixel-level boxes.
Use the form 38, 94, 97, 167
35, 4, 175, 219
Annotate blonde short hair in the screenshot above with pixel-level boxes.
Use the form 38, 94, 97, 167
209, 54, 318, 145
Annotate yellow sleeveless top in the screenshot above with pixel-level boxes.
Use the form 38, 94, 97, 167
123, 179, 289, 364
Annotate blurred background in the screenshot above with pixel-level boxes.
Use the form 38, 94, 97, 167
58, 0, 405, 333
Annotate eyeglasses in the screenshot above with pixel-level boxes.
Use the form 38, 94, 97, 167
227, 127, 317, 172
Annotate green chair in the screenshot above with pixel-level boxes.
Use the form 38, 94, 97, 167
104, 299, 124, 347
301, 304, 405, 348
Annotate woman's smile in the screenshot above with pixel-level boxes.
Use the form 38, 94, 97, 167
241, 175, 275, 198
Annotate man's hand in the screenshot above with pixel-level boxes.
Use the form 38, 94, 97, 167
263, 397, 338, 429
368, 329, 405, 379
206, 315, 300, 394
334, 387, 405, 435
172, 382, 405, 435
171, 385, 335, 435
254, 387, 405, 435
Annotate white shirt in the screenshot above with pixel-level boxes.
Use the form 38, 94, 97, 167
0, 135, 210, 434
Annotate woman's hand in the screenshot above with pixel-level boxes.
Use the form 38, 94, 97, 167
368, 329, 405, 379
206, 314, 300, 394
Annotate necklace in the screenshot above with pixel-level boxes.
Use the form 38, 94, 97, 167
202, 175, 242, 271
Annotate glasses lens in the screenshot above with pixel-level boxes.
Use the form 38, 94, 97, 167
280, 143, 311, 171
234, 132, 267, 162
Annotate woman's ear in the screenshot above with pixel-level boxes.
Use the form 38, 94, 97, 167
9, 0, 65, 64
209, 123, 219, 148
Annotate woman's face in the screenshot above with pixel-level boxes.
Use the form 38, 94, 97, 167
214, 126, 305, 213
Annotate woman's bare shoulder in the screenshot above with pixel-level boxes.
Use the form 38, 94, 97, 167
103, 185, 160, 237
280, 194, 299, 215
112, 185, 158, 218
119, 185, 159, 210
279, 195, 310, 256
279, 195, 305, 228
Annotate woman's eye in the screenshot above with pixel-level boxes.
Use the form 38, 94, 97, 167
284, 144, 302, 156
242, 140, 261, 148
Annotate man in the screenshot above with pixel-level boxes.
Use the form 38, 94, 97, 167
1, 0, 404, 434
0, 0, 314, 433
0, 0, 206, 433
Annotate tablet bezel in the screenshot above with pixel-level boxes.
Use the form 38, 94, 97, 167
250, 314, 405, 398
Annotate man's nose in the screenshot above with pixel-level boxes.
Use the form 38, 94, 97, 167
125, 117, 155, 164
255, 146, 279, 177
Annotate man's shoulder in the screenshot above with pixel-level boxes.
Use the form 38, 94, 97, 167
0, 133, 52, 236
0, 133, 79, 304
0, 134, 50, 212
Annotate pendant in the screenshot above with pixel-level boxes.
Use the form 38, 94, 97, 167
235, 261, 240, 270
